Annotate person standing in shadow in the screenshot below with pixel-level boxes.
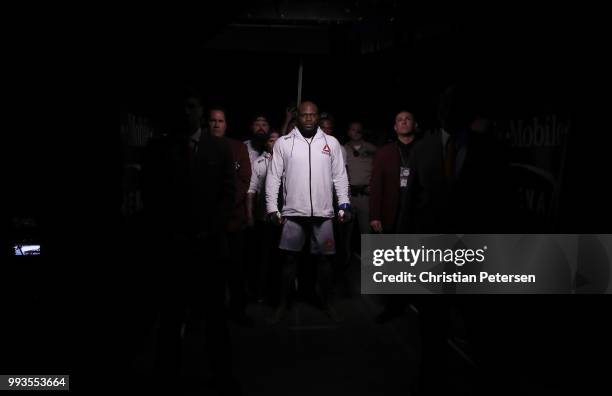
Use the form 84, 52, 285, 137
400, 85, 509, 395
143, 91, 239, 395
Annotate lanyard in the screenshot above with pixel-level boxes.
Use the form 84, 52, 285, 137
397, 143, 410, 168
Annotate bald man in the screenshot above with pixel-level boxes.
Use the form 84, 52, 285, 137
265, 101, 351, 322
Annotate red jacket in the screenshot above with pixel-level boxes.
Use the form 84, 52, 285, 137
369, 141, 401, 233
226, 138, 252, 232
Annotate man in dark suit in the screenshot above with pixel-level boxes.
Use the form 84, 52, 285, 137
143, 93, 238, 395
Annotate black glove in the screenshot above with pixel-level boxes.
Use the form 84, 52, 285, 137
338, 203, 353, 223
267, 211, 285, 225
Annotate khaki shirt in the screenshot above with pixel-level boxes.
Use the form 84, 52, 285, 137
344, 141, 377, 186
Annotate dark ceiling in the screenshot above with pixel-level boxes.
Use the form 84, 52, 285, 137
120, 2, 582, 137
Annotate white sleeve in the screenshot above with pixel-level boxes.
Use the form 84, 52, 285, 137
247, 161, 261, 194
265, 143, 284, 214
256, 162, 267, 194
332, 140, 350, 206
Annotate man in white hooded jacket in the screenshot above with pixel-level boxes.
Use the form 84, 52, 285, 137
265, 101, 351, 322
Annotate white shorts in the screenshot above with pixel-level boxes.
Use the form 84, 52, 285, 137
279, 217, 335, 255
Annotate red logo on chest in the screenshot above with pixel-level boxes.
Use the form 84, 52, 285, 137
322, 144, 331, 155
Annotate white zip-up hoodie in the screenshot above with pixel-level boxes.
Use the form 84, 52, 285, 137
266, 127, 350, 218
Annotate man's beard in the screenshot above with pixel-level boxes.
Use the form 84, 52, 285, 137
251, 133, 269, 153
298, 125, 316, 138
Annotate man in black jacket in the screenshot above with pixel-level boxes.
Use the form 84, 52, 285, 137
142, 92, 238, 395
399, 87, 509, 395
